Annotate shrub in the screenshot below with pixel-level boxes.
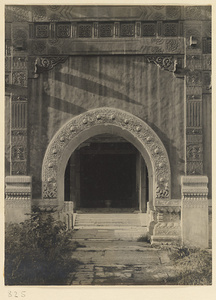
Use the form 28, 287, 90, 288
5, 209, 81, 285
168, 246, 212, 285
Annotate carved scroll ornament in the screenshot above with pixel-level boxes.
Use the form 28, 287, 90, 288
34, 56, 68, 75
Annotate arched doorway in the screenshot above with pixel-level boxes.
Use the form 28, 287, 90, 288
64, 134, 149, 213
42, 107, 171, 211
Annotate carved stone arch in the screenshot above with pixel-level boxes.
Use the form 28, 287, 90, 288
42, 107, 171, 210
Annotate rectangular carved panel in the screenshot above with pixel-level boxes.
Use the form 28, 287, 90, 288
186, 144, 203, 161
11, 102, 27, 129
187, 101, 202, 127
10, 97, 28, 175
12, 71, 27, 87
141, 22, 156, 36
120, 23, 135, 37
163, 22, 178, 36
13, 56, 27, 70
98, 23, 113, 38
12, 145, 27, 161
56, 23, 71, 38
78, 23, 92, 38
11, 161, 27, 175
35, 24, 49, 38
187, 161, 203, 175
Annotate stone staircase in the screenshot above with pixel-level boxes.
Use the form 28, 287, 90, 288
73, 213, 148, 241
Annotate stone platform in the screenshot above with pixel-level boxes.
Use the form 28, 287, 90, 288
68, 233, 176, 285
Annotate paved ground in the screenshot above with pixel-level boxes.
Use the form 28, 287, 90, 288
67, 230, 177, 285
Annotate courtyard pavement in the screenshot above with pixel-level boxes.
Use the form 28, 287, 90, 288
67, 230, 177, 285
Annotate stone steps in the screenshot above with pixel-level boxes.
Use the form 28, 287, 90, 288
74, 213, 146, 229
73, 213, 148, 241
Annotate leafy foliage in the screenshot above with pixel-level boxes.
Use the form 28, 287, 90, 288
168, 246, 212, 285
5, 210, 81, 285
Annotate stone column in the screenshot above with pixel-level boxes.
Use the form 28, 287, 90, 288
181, 176, 208, 248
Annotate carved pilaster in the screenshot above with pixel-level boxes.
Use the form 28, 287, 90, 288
181, 176, 208, 248
10, 96, 28, 175
184, 21, 211, 176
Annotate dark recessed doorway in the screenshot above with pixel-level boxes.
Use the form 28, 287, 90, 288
80, 153, 137, 209
64, 135, 149, 212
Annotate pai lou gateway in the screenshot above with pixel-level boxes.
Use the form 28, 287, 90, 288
5, 5, 212, 248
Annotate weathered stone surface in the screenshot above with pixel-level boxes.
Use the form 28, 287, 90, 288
181, 176, 209, 248
69, 239, 176, 285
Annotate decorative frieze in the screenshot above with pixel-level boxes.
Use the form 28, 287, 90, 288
29, 21, 185, 40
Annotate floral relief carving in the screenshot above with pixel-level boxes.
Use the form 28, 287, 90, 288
156, 183, 169, 198
42, 108, 171, 200
43, 182, 57, 199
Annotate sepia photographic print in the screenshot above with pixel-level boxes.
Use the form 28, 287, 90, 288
3, 2, 213, 292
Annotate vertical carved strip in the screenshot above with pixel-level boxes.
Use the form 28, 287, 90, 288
11, 97, 28, 175
51, 23, 55, 38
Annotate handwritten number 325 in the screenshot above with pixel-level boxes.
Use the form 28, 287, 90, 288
8, 291, 26, 297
